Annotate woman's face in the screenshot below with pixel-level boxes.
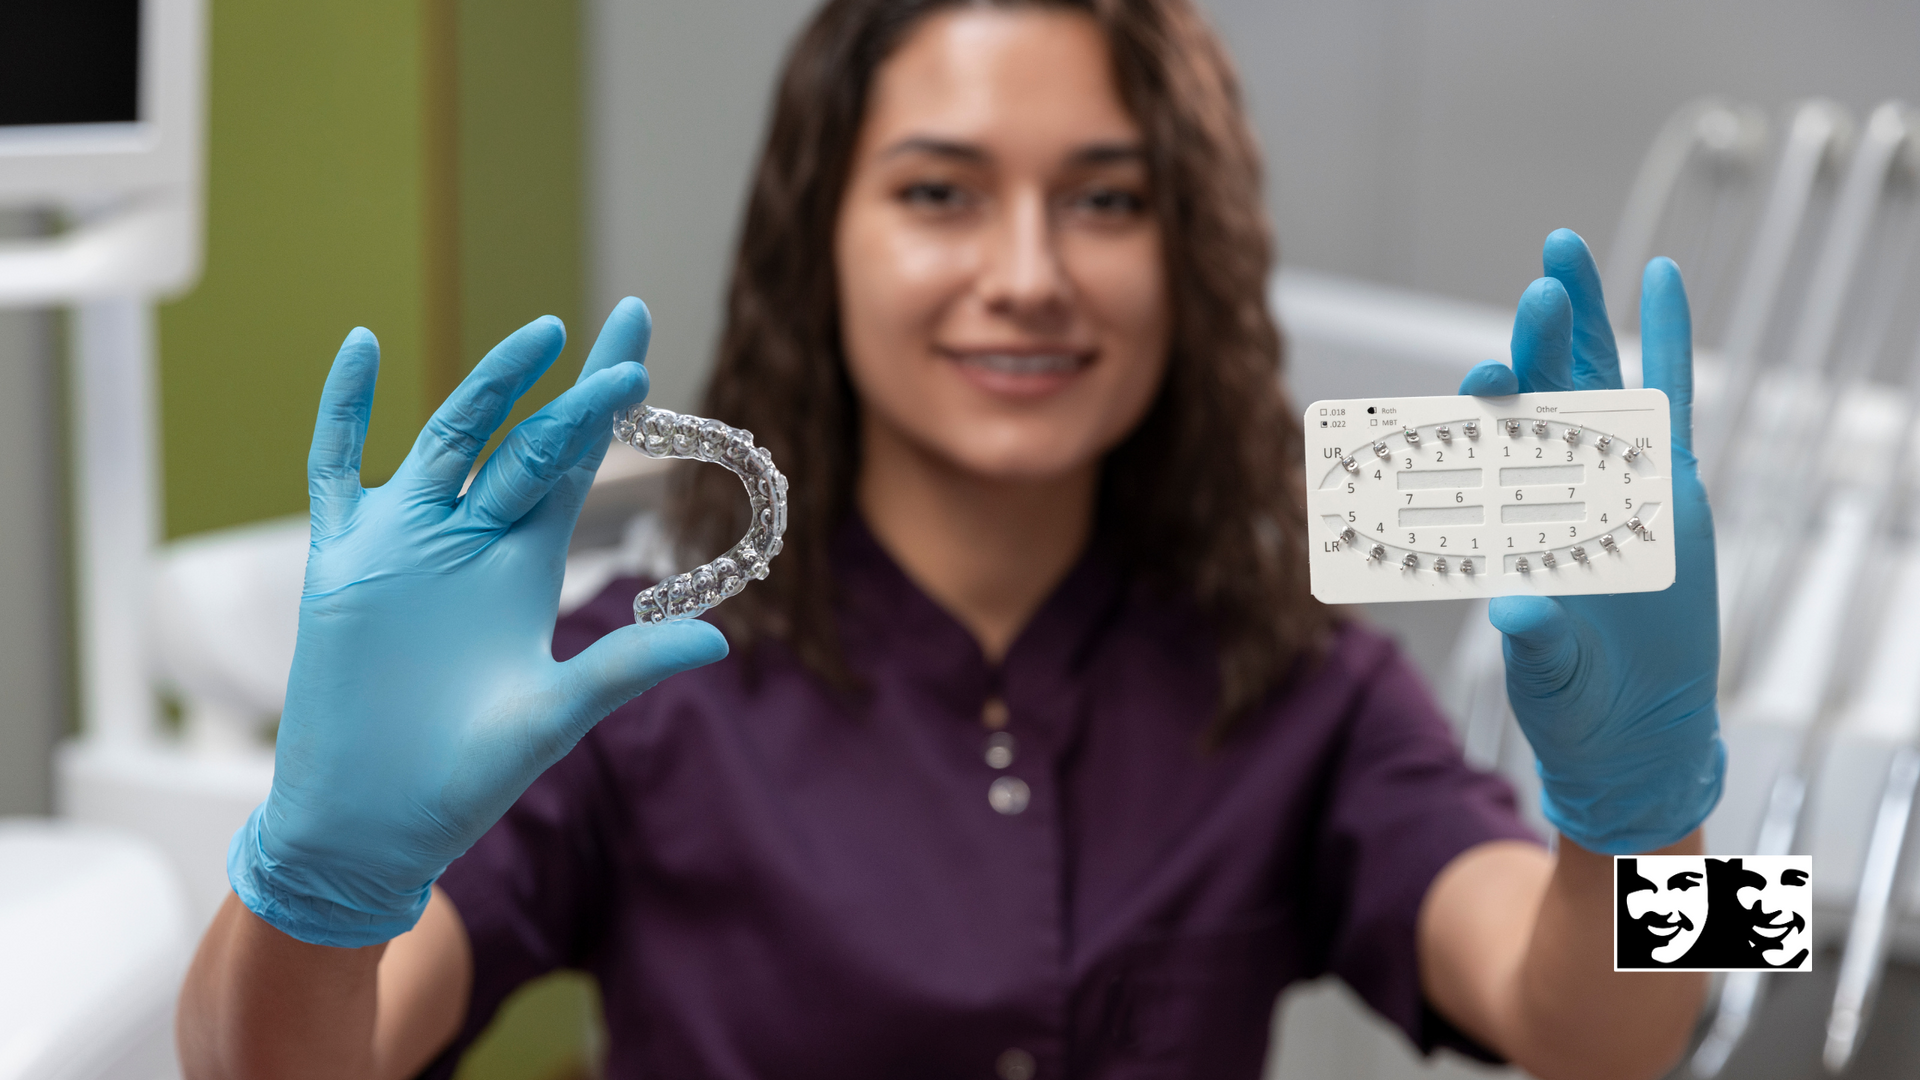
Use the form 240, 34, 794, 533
835, 6, 1171, 482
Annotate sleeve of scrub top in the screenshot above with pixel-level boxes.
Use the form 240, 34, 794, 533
416, 594, 635, 1079
1307, 631, 1542, 1060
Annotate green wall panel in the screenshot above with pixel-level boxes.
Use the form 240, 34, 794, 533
456, 0, 586, 443
157, 0, 585, 540
158, 0, 437, 539
455, 971, 603, 1080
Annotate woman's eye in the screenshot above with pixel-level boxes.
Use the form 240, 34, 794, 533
899, 181, 969, 209
1068, 186, 1146, 216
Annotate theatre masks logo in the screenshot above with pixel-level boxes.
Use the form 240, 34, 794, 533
1614, 855, 1812, 972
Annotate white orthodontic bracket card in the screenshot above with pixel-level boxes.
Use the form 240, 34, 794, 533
1305, 389, 1675, 604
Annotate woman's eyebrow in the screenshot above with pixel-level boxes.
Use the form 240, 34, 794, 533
1069, 141, 1147, 165
877, 137, 1146, 166
881, 136, 989, 163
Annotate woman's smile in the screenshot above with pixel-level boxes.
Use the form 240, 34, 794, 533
939, 343, 1096, 398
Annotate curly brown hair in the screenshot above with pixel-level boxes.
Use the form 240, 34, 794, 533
672, 0, 1331, 729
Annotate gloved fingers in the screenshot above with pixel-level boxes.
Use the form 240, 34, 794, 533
395, 316, 568, 496
1511, 277, 1575, 393
1639, 257, 1697, 460
307, 328, 380, 535
565, 297, 654, 481
1488, 594, 1582, 689
459, 361, 650, 532
1458, 359, 1520, 397
508, 299, 659, 550
552, 619, 730, 736
512, 464, 605, 561
579, 297, 654, 382
1541, 229, 1624, 390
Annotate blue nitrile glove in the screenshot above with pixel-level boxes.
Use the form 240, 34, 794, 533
228, 298, 728, 947
1458, 229, 1724, 855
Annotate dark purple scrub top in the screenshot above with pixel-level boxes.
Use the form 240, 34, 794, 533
427, 523, 1536, 1079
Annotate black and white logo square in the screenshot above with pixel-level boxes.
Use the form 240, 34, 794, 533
1614, 855, 1812, 972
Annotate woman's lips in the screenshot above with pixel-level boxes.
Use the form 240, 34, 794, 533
942, 348, 1094, 399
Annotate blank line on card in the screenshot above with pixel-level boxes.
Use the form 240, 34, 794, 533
1499, 465, 1584, 485
1397, 469, 1484, 490
1400, 506, 1485, 526
1501, 502, 1586, 524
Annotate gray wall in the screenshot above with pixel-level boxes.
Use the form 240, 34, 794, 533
586, 0, 821, 412
1220, 0, 1920, 306
587, 0, 1920, 404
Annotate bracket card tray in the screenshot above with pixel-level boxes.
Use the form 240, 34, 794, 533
1305, 389, 1675, 605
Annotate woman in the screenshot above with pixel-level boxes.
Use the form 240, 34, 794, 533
178, 1, 1723, 1077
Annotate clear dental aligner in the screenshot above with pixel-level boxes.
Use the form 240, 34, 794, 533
611, 405, 789, 624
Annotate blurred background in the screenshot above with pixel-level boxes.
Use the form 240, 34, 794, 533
5, 2, 1920, 1079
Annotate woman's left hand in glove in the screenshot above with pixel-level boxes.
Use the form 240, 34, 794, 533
1458, 229, 1723, 855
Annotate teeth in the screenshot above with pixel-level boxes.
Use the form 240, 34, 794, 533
961, 353, 1080, 375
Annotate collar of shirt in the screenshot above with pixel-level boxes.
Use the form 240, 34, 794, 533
830, 517, 1138, 753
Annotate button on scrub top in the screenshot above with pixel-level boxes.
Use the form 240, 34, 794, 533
426, 522, 1537, 1078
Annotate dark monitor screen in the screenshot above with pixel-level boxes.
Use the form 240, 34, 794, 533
0, 1, 141, 128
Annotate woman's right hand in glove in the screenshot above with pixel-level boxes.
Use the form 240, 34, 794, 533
227, 297, 727, 949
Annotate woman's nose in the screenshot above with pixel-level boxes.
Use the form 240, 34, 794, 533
979, 189, 1071, 326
